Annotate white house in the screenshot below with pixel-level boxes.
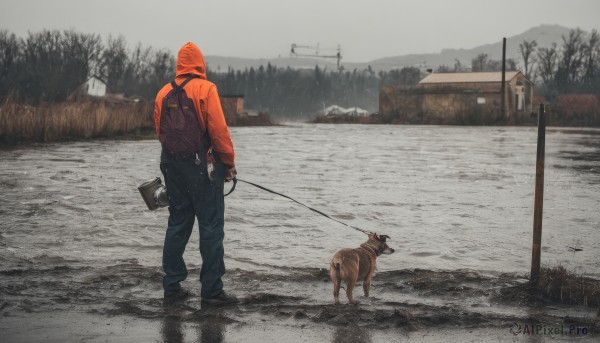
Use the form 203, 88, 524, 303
85, 76, 107, 97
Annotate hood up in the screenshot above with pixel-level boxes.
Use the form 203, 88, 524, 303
176, 42, 206, 79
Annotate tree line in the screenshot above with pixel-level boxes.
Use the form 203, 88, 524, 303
1, 28, 599, 118
0, 29, 423, 118
207, 65, 422, 118
519, 28, 600, 99
0, 29, 174, 104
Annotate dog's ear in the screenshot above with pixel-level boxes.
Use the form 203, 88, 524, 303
378, 235, 391, 242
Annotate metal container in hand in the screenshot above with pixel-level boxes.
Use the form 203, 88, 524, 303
138, 177, 169, 210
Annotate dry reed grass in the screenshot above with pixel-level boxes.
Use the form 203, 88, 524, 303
0, 98, 153, 144
499, 266, 600, 310
537, 266, 600, 307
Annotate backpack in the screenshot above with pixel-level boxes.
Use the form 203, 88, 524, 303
159, 76, 206, 156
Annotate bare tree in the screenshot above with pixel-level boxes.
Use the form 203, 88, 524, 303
122, 42, 152, 97
472, 53, 489, 72
436, 64, 451, 73
453, 59, 466, 72
61, 30, 103, 96
0, 30, 20, 99
471, 53, 516, 72
536, 43, 558, 85
486, 58, 501, 72
556, 28, 586, 91
0, 30, 19, 76
519, 39, 538, 80
22, 30, 66, 102
582, 29, 600, 87
145, 49, 175, 98
100, 35, 128, 93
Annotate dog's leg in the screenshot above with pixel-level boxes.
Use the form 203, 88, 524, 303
330, 262, 342, 305
332, 279, 341, 305
346, 278, 358, 305
363, 277, 371, 297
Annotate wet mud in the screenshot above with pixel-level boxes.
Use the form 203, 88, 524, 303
1, 260, 598, 341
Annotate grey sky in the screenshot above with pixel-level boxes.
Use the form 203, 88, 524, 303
1, 0, 599, 62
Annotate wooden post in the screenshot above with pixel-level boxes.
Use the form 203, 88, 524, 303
531, 103, 546, 285
500, 37, 506, 120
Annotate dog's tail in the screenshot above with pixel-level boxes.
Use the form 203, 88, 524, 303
333, 262, 341, 281
330, 254, 345, 283
330, 258, 345, 290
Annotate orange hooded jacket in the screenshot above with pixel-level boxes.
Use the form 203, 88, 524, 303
154, 42, 235, 168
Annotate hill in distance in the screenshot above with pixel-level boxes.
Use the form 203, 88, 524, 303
205, 24, 575, 72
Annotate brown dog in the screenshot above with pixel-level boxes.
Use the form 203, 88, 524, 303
329, 233, 394, 305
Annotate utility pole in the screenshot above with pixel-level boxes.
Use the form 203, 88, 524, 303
500, 37, 506, 120
531, 103, 546, 285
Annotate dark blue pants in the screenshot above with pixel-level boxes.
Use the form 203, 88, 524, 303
160, 150, 226, 298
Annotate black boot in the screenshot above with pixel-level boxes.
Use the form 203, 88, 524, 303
201, 291, 238, 306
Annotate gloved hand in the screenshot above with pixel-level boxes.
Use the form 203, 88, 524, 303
225, 166, 237, 182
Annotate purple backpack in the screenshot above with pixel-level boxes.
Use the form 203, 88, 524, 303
159, 76, 205, 156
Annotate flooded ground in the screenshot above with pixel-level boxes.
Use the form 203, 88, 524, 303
1, 124, 599, 341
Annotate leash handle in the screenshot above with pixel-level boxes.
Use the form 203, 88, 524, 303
224, 176, 237, 197
236, 178, 373, 235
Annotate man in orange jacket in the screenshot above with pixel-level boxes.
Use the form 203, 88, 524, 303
155, 42, 237, 305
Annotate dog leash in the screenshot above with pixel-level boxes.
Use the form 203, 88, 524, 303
234, 177, 374, 236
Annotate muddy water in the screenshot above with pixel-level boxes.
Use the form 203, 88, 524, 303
1, 124, 599, 341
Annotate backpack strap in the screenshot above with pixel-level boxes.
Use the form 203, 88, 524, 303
170, 75, 197, 93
